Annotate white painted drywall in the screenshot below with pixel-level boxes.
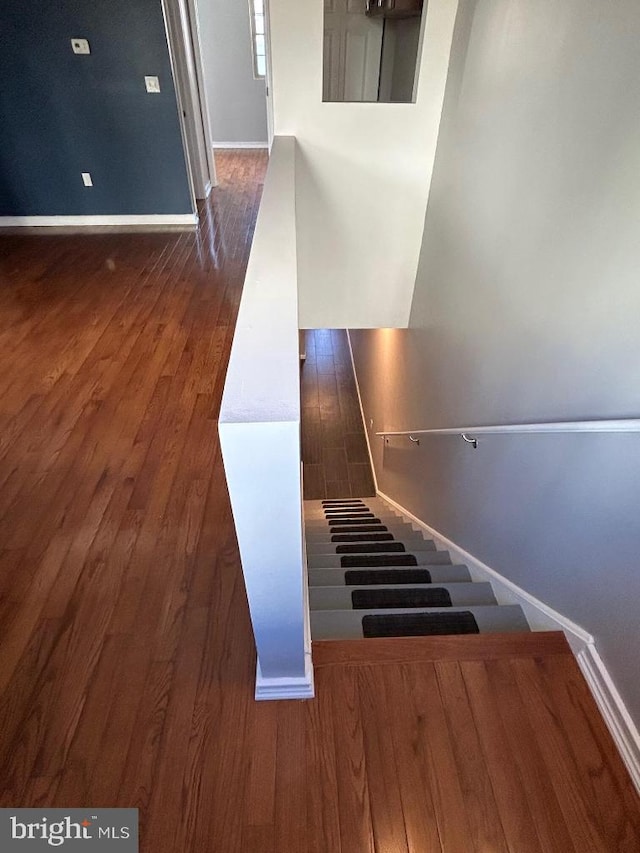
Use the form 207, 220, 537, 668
196, 0, 268, 145
219, 138, 311, 693
269, 0, 459, 328
350, 0, 640, 723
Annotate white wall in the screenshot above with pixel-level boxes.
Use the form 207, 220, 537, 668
350, 0, 640, 723
269, 0, 459, 328
219, 138, 312, 699
196, 0, 268, 145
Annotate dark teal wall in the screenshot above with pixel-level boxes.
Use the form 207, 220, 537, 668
0, 0, 194, 216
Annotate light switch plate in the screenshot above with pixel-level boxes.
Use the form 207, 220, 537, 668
81, 172, 93, 187
71, 38, 91, 55
144, 76, 161, 94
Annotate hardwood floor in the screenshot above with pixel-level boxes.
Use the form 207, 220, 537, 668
301, 328, 376, 500
0, 150, 266, 828
245, 636, 640, 853
0, 151, 638, 852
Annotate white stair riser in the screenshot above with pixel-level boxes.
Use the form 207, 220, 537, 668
310, 605, 531, 640
308, 552, 453, 569
305, 524, 423, 539
309, 565, 472, 586
307, 542, 436, 555
310, 582, 496, 610
306, 534, 428, 547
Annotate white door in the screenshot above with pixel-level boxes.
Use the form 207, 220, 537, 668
323, 0, 384, 102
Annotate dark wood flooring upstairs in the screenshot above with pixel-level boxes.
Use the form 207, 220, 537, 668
0, 151, 638, 852
301, 328, 376, 500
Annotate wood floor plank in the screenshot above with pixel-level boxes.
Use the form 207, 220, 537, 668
305, 669, 343, 853
241, 825, 276, 853
460, 659, 544, 852
358, 665, 410, 853
142, 606, 209, 853
404, 662, 476, 853
512, 657, 613, 853
382, 666, 442, 853
53, 631, 150, 807
244, 701, 278, 828
538, 655, 640, 849
115, 658, 175, 812
434, 661, 510, 853
274, 700, 308, 853
0, 618, 64, 806
484, 658, 576, 853
331, 665, 376, 853
81, 629, 153, 807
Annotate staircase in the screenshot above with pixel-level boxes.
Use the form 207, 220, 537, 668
305, 496, 530, 640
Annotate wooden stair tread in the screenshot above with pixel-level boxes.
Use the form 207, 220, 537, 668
312, 631, 571, 666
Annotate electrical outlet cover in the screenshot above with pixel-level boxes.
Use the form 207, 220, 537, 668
71, 38, 90, 55
144, 76, 161, 94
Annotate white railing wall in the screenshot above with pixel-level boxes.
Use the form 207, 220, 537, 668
218, 136, 313, 700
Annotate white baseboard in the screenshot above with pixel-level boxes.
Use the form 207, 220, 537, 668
377, 490, 594, 644
377, 488, 640, 793
213, 142, 269, 149
255, 653, 315, 701
255, 582, 314, 700
346, 330, 379, 493
577, 645, 640, 792
0, 214, 198, 231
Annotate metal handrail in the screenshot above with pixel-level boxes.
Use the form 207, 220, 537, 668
377, 418, 640, 449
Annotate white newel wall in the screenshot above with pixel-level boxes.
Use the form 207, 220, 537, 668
219, 137, 313, 700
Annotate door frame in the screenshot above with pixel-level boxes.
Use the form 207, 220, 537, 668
263, 0, 275, 149
161, 0, 217, 202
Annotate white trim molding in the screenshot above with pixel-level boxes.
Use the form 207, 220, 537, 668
255, 652, 315, 701
0, 214, 198, 231
577, 645, 640, 792
213, 142, 269, 149
257, 519, 315, 701
377, 488, 640, 793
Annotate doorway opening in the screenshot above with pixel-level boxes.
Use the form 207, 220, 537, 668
162, 0, 216, 203
164, 0, 273, 211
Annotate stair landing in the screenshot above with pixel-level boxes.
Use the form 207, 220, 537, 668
312, 630, 571, 666
297, 632, 640, 851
